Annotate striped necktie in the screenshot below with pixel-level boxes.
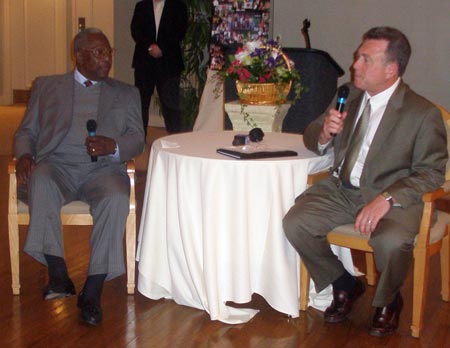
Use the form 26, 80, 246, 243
339, 100, 371, 186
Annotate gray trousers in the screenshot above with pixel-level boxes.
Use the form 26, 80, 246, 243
283, 176, 422, 307
23, 159, 130, 281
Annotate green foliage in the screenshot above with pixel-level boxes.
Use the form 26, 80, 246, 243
180, 0, 213, 129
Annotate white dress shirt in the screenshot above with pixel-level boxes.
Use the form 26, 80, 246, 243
74, 68, 99, 86
153, 0, 165, 39
347, 78, 401, 186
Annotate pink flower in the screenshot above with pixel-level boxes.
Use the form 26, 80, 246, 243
242, 69, 251, 78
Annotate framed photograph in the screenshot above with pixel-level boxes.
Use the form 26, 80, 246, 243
209, 0, 271, 70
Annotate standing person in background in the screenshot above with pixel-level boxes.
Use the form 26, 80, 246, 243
131, 0, 188, 135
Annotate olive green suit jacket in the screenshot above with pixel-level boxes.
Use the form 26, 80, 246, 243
304, 81, 447, 210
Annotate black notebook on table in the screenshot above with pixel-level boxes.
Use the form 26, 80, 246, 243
216, 148, 298, 160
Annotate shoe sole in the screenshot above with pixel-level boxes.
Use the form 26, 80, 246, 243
44, 291, 75, 301
368, 327, 397, 337
80, 315, 101, 327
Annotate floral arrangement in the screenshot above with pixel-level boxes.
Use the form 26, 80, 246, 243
223, 39, 303, 103
225, 40, 298, 83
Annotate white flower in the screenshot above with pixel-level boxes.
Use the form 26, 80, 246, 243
234, 50, 250, 63
244, 40, 262, 53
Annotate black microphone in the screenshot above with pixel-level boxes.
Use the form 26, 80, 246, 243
86, 119, 97, 162
331, 85, 350, 136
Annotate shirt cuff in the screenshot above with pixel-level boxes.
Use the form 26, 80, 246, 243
109, 143, 120, 162
318, 140, 331, 155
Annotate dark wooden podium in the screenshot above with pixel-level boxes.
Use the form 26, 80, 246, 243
282, 48, 344, 133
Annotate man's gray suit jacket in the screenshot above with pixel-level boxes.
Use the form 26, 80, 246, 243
14, 72, 145, 164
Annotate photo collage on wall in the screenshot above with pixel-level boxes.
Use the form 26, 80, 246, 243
209, 0, 271, 70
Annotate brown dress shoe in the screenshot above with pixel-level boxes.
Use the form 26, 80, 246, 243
369, 293, 403, 337
324, 277, 365, 323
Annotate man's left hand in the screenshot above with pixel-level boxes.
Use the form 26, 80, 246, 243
85, 136, 116, 157
355, 195, 391, 236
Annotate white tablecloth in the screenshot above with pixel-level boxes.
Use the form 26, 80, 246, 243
137, 131, 355, 324
193, 69, 224, 131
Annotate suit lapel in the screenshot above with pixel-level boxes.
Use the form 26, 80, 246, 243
55, 73, 75, 130
363, 82, 406, 166
97, 78, 117, 127
145, 0, 156, 37
158, 0, 170, 37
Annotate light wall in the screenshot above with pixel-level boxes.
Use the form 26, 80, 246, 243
113, 0, 137, 85
3, 0, 448, 111
273, 0, 450, 109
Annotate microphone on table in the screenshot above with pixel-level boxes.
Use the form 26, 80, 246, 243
86, 119, 97, 162
331, 85, 350, 136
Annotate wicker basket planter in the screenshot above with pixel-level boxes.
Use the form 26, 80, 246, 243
235, 81, 291, 105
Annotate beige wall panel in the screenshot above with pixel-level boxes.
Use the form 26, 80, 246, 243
273, 0, 450, 110
71, 0, 114, 75
24, 0, 68, 86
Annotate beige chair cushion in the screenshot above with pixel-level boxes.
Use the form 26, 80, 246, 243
332, 209, 450, 245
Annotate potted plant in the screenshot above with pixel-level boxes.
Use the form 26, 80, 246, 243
180, 0, 213, 130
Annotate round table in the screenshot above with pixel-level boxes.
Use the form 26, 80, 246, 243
137, 131, 354, 324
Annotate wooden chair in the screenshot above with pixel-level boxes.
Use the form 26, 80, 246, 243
8, 159, 137, 295
300, 105, 450, 338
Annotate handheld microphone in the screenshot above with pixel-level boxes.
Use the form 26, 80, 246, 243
86, 119, 97, 162
331, 85, 350, 136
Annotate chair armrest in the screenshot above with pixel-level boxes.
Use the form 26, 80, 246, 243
8, 158, 17, 174
422, 181, 450, 203
126, 160, 135, 174
307, 170, 330, 186
126, 160, 136, 212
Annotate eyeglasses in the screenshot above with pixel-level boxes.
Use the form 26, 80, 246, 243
81, 47, 114, 58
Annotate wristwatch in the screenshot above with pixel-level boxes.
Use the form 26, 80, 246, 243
381, 191, 394, 207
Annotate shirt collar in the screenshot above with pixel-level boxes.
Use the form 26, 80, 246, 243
74, 68, 99, 86
364, 78, 401, 107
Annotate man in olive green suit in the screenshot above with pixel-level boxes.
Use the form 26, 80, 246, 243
283, 27, 447, 337
14, 28, 145, 326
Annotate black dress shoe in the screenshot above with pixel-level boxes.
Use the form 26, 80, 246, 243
369, 293, 403, 337
77, 292, 102, 326
324, 277, 365, 323
43, 278, 76, 300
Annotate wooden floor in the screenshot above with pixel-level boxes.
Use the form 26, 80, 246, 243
0, 127, 448, 348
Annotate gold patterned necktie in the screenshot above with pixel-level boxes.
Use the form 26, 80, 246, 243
339, 100, 371, 186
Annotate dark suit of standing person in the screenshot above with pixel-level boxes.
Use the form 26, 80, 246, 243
14, 28, 145, 326
283, 27, 447, 337
131, 0, 188, 134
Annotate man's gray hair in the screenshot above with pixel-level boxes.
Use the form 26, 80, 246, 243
73, 28, 105, 52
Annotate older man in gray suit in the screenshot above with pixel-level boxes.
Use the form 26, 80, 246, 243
14, 28, 145, 326
283, 27, 447, 336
